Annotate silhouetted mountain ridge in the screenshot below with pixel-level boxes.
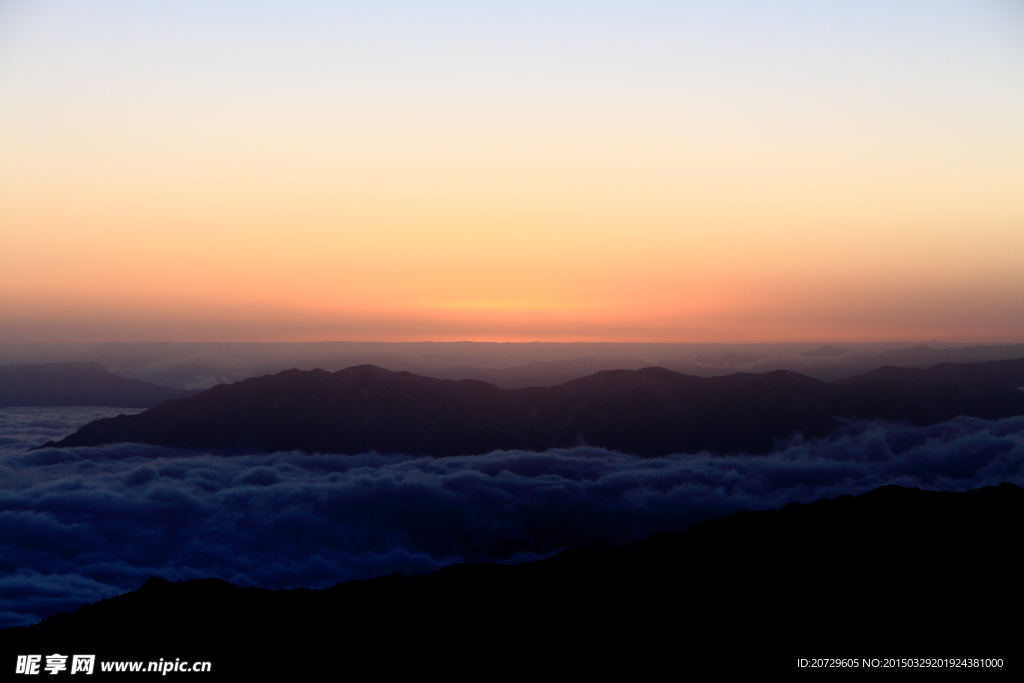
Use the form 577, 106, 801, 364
0, 362, 196, 408
41, 358, 1024, 456
836, 358, 1024, 424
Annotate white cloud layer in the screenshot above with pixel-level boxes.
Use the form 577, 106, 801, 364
1, 408, 1021, 628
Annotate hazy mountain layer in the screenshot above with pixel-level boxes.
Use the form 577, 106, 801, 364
0, 362, 195, 408
43, 359, 1024, 455
5, 340, 1024, 389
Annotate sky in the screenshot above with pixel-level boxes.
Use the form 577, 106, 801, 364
1, 0, 1022, 343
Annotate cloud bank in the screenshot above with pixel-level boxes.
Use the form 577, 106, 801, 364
1, 408, 1022, 627
0, 407, 144, 457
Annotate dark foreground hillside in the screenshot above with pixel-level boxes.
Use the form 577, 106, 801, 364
4, 483, 1019, 675
0, 362, 195, 408
44, 358, 1024, 455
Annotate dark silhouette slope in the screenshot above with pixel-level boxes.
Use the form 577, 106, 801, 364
4, 483, 1019, 674
0, 362, 196, 408
43, 359, 1024, 456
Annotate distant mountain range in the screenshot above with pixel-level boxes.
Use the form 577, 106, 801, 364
0, 362, 196, 408
4, 483, 1019, 673
5, 340, 1024, 389
42, 358, 1024, 455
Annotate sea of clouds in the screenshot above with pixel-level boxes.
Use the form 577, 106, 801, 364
1, 406, 1022, 628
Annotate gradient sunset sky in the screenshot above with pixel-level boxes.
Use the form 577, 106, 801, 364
2, 1, 1022, 343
